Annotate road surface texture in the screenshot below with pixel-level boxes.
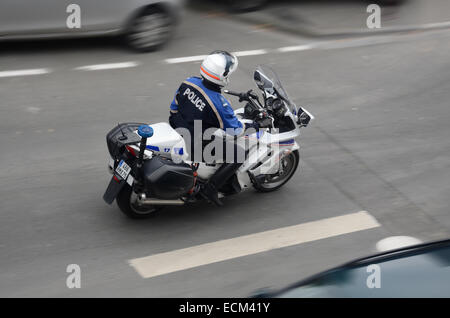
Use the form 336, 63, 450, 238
219, 0, 450, 37
0, 6, 449, 297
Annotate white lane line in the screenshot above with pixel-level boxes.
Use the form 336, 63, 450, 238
277, 44, 316, 53
129, 211, 380, 279
26, 106, 41, 114
165, 55, 208, 64
74, 61, 139, 71
0, 68, 50, 78
165, 50, 268, 64
233, 49, 268, 57
165, 30, 437, 65
421, 21, 450, 29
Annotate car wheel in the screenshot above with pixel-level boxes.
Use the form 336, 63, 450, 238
226, 0, 268, 13
126, 7, 173, 53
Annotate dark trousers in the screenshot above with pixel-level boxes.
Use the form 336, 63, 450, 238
169, 112, 246, 191
169, 112, 247, 163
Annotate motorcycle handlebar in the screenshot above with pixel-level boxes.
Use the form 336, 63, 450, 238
224, 89, 260, 104
223, 89, 241, 97
225, 89, 274, 127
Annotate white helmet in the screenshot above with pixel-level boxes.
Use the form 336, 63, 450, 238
200, 50, 238, 87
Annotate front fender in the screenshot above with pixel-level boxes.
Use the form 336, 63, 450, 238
249, 141, 300, 176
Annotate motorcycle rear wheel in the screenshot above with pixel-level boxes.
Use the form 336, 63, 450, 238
116, 185, 162, 219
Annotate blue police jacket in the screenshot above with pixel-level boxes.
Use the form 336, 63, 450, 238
169, 77, 243, 136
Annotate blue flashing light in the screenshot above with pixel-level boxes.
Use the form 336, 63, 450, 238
138, 125, 154, 138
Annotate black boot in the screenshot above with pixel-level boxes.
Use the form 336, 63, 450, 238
200, 163, 242, 206
200, 182, 223, 206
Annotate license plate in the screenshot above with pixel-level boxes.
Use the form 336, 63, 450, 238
115, 160, 131, 180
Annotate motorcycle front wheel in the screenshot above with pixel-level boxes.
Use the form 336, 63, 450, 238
116, 185, 162, 219
253, 150, 300, 192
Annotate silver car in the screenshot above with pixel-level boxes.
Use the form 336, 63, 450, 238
0, 0, 184, 52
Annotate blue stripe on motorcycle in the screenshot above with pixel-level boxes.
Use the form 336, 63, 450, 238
174, 147, 184, 155
146, 145, 160, 151
279, 139, 295, 145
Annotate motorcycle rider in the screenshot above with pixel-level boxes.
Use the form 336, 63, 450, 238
169, 50, 263, 206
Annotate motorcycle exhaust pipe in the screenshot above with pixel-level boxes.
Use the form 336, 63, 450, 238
136, 193, 185, 206
140, 199, 185, 206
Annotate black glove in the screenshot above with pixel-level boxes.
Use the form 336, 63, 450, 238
239, 89, 258, 103
255, 111, 273, 128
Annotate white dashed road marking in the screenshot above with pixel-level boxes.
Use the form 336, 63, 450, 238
165, 49, 269, 64
234, 49, 268, 56
277, 44, 317, 53
0, 68, 50, 78
74, 61, 139, 71
129, 211, 380, 279
26, 106, 41, 114
163, 31, 441, 64
163, 37, 400, 64
165, 55, 208, 64
7, 32, 430, 73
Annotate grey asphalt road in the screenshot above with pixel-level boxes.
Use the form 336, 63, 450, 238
0, 7, 449, 297
224, 0, 450, 37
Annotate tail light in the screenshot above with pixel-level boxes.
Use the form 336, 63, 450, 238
125, 145, 137, 157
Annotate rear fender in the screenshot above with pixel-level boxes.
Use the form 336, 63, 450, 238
104, 158, 135, 204
103, 175, 127, 205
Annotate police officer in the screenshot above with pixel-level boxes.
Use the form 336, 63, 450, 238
169, 50, 255, 206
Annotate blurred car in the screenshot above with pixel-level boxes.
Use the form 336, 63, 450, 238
255, 239, 450, 297
225, 0, 268, 13
225, 0, 406, 13
0, 0, 185, 52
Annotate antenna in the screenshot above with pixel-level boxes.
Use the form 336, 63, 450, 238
118, 122, 127, 141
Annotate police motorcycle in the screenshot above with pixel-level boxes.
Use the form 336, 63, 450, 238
103, 65, 313, 218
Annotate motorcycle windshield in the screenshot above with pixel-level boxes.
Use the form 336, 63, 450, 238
254, 65, 296, 113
